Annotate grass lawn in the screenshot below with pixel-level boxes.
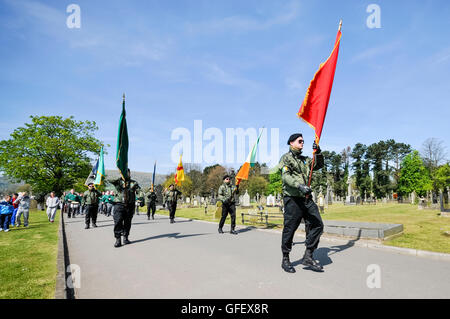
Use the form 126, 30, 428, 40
0, 209, 60, 299
150, 202, 450, 254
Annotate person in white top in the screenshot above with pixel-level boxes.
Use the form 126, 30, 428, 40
46, 192, 60, 223
14, 192, 31, 227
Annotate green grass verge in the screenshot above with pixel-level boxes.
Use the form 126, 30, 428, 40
0, 209, 60, 299
148, 203, 450, 254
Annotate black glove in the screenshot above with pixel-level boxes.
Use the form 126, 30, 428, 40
298, 184, 312, 196
312, 142, 321, 154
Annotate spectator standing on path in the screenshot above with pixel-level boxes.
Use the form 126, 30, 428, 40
0, 195, 14, 232
217, 175, 239, 235
14, 192, 31, 227
46, 192, 60, 223
279, 133, 324, 273
164, 184, 182, 224
82, 183, 102, 229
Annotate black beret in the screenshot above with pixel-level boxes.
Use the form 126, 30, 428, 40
223, 174, 231, 180
287, 133, 303, 145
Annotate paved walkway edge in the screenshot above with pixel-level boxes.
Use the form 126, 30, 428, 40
55, 210, 76, 299
173, 215, 450, 262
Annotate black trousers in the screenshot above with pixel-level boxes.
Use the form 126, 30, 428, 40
168, 202, 177, 220
281, 196, 324, 254
113, 203, 134, 238
85, 204, 98, 226
219, 202, 236, 230
147, 203, 156, 217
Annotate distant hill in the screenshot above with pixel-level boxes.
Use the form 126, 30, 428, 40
104, 170, 166, 189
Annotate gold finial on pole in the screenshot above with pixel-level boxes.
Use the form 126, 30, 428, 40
123, 93, 125, 101
338, 19, 343, 31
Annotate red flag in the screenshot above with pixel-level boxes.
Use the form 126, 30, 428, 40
298, 28, 341, 144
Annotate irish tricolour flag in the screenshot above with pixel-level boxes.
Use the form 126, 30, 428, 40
235, 128, 264, 186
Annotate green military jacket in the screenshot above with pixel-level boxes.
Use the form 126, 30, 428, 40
146, 192, 157, 204
218, 182, 239, 204
164, 189, 181, 204
104, 195, 114, 204
65, 193, 81, 203
279, 148, 324, 198
108, 178, 141, 204
82, 189, 102, 205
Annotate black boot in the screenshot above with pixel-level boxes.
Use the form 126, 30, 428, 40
123, 236, 131, 245
302, 249, 323, 272
114, 238, 122, 248
230, 229, 238, 235
85, 224, 90, 229
282, 255, 296, 273
93, 223, 97, 228
218, 228, 224, 234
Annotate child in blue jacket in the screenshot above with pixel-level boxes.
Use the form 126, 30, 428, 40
0, 195, 14, 232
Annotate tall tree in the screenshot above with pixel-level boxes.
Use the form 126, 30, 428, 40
0, 116, 104, 196
421, 138, 447, 175
398, 151, 432, 197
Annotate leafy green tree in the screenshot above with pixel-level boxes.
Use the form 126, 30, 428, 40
433, 163, 450, 191
163, 174, 193, 196
247, 176, 268, 198
0, 116, 104, 196
398, 151, 432, 197
266, 170, 282, 196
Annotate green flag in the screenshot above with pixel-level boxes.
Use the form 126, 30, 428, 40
94, 146, 105, 185
116, 94, 128, 180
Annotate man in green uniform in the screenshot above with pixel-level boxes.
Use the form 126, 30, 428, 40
108, 169, 141, 247
146, 190, 158, 220
104, 191, 114, 217
82, 183, 102, 229
279, 133, 324, 273
164, 184, 182, 223
65, 189, 81, 218
217, 175, 239, 235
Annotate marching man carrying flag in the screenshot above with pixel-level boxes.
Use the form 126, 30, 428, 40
164, 155, 183, 224
279, 21, 342, 273
217, 128, 264, 235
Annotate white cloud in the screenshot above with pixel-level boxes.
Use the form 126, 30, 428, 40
186, 0, 300, 34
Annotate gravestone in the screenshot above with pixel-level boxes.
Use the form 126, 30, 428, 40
238, 195, 244, 206
418, 197, 426, 210
318, 193, 325, 214
256, 193, 260, 204
242, 190, 251, 208
186, 197, 190, 204
193, 199, 198, 207
266, 194, 275, 206
261, 195, 267, 206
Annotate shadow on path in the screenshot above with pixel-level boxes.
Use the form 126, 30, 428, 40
292, 230, 362, 268
236, 226, 256, 234
132, 232, 209, 244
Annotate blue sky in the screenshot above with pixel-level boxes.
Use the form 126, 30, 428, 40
1, 0, 449, 174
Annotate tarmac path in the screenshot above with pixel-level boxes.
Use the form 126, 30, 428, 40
64, 213, 450, 299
